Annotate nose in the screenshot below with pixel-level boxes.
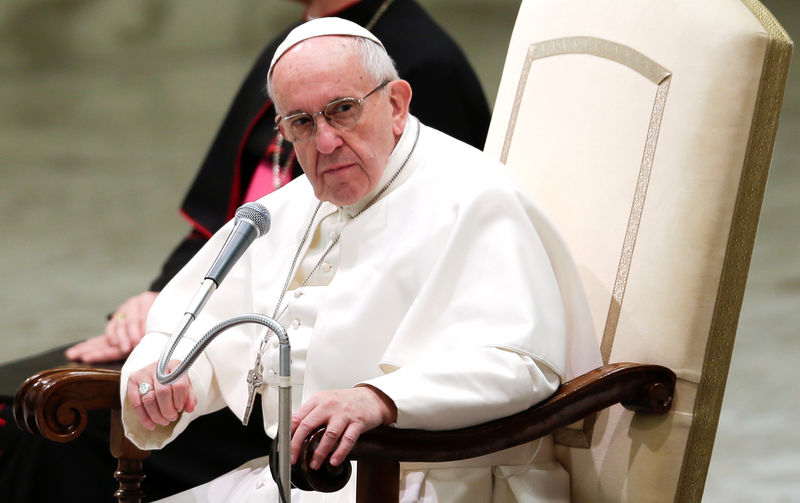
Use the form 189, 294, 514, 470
313, 115, 343, 154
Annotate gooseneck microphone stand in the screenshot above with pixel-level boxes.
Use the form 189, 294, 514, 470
155, 310, 292, 503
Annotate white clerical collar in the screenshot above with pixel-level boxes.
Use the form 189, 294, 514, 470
338, 115, 420, 219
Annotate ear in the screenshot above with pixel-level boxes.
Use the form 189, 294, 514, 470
387, 79, 412, 137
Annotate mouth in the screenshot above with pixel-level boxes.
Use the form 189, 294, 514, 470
320, 163, 357, 177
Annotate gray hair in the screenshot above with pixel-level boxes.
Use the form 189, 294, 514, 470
267, 36, 399, 112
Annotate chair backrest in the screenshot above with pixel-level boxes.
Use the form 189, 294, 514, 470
484, 0, 792, 501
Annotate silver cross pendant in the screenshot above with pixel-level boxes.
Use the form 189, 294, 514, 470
242, 365, 263, 426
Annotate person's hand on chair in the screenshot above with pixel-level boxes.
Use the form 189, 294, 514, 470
291, 385, 397, 469
65, 291, 158, 363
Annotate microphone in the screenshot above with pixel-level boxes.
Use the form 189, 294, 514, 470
205, 202, 271, 286
157, 202, 273, 386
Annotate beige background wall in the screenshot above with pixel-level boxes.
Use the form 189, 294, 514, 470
0, 0, 797, 500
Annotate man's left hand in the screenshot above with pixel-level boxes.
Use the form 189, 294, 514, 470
290, 386, 397, 469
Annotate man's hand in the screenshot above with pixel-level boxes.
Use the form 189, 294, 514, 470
65, 291, 158, 363
291, 386, 397, 470
125, 359, 196, 430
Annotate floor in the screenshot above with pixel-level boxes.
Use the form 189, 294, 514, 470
0, 0, 797, 501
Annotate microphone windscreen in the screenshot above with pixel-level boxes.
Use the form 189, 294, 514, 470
235, 202, 271, 237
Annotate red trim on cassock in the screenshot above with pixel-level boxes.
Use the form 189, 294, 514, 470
226, 99, 275, 222
180, 208, 213, 239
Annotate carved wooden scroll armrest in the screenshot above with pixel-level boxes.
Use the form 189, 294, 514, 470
14, 367, 149, 503
294, 362, 675, 501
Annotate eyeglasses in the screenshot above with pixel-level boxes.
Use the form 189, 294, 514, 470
276, 80, 390, 142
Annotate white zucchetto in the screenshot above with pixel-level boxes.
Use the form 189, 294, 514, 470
269, 17, 384, 76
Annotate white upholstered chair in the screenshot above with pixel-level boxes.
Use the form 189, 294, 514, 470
15, 0, 792, 502
483, 0, 792, 501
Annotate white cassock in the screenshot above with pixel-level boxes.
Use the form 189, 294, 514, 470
120, 117, 600, 502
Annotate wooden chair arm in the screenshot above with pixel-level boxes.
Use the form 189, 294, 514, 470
14, 367, 149, 503
294, 362, 675, 500
14, 366, 122, 442
350, 361, 674, 462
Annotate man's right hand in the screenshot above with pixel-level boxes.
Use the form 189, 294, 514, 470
126, 359, 196, 430
65, 291, 158, 363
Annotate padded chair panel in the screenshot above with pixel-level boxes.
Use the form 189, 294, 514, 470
484, 0, 791, 501
499, 49, 666, 344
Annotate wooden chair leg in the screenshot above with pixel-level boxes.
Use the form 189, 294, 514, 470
110, 409, 149, 503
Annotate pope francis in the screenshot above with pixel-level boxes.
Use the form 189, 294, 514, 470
120, 17, 598, 503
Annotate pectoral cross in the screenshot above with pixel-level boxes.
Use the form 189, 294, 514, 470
242, 357, 264, 426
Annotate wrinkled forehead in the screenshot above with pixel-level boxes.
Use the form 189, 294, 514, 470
270, 37, 367, 107
272, 36, 354, 77
269, 36, 367, 113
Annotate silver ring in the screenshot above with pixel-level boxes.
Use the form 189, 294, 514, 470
139, 382, 153, 395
